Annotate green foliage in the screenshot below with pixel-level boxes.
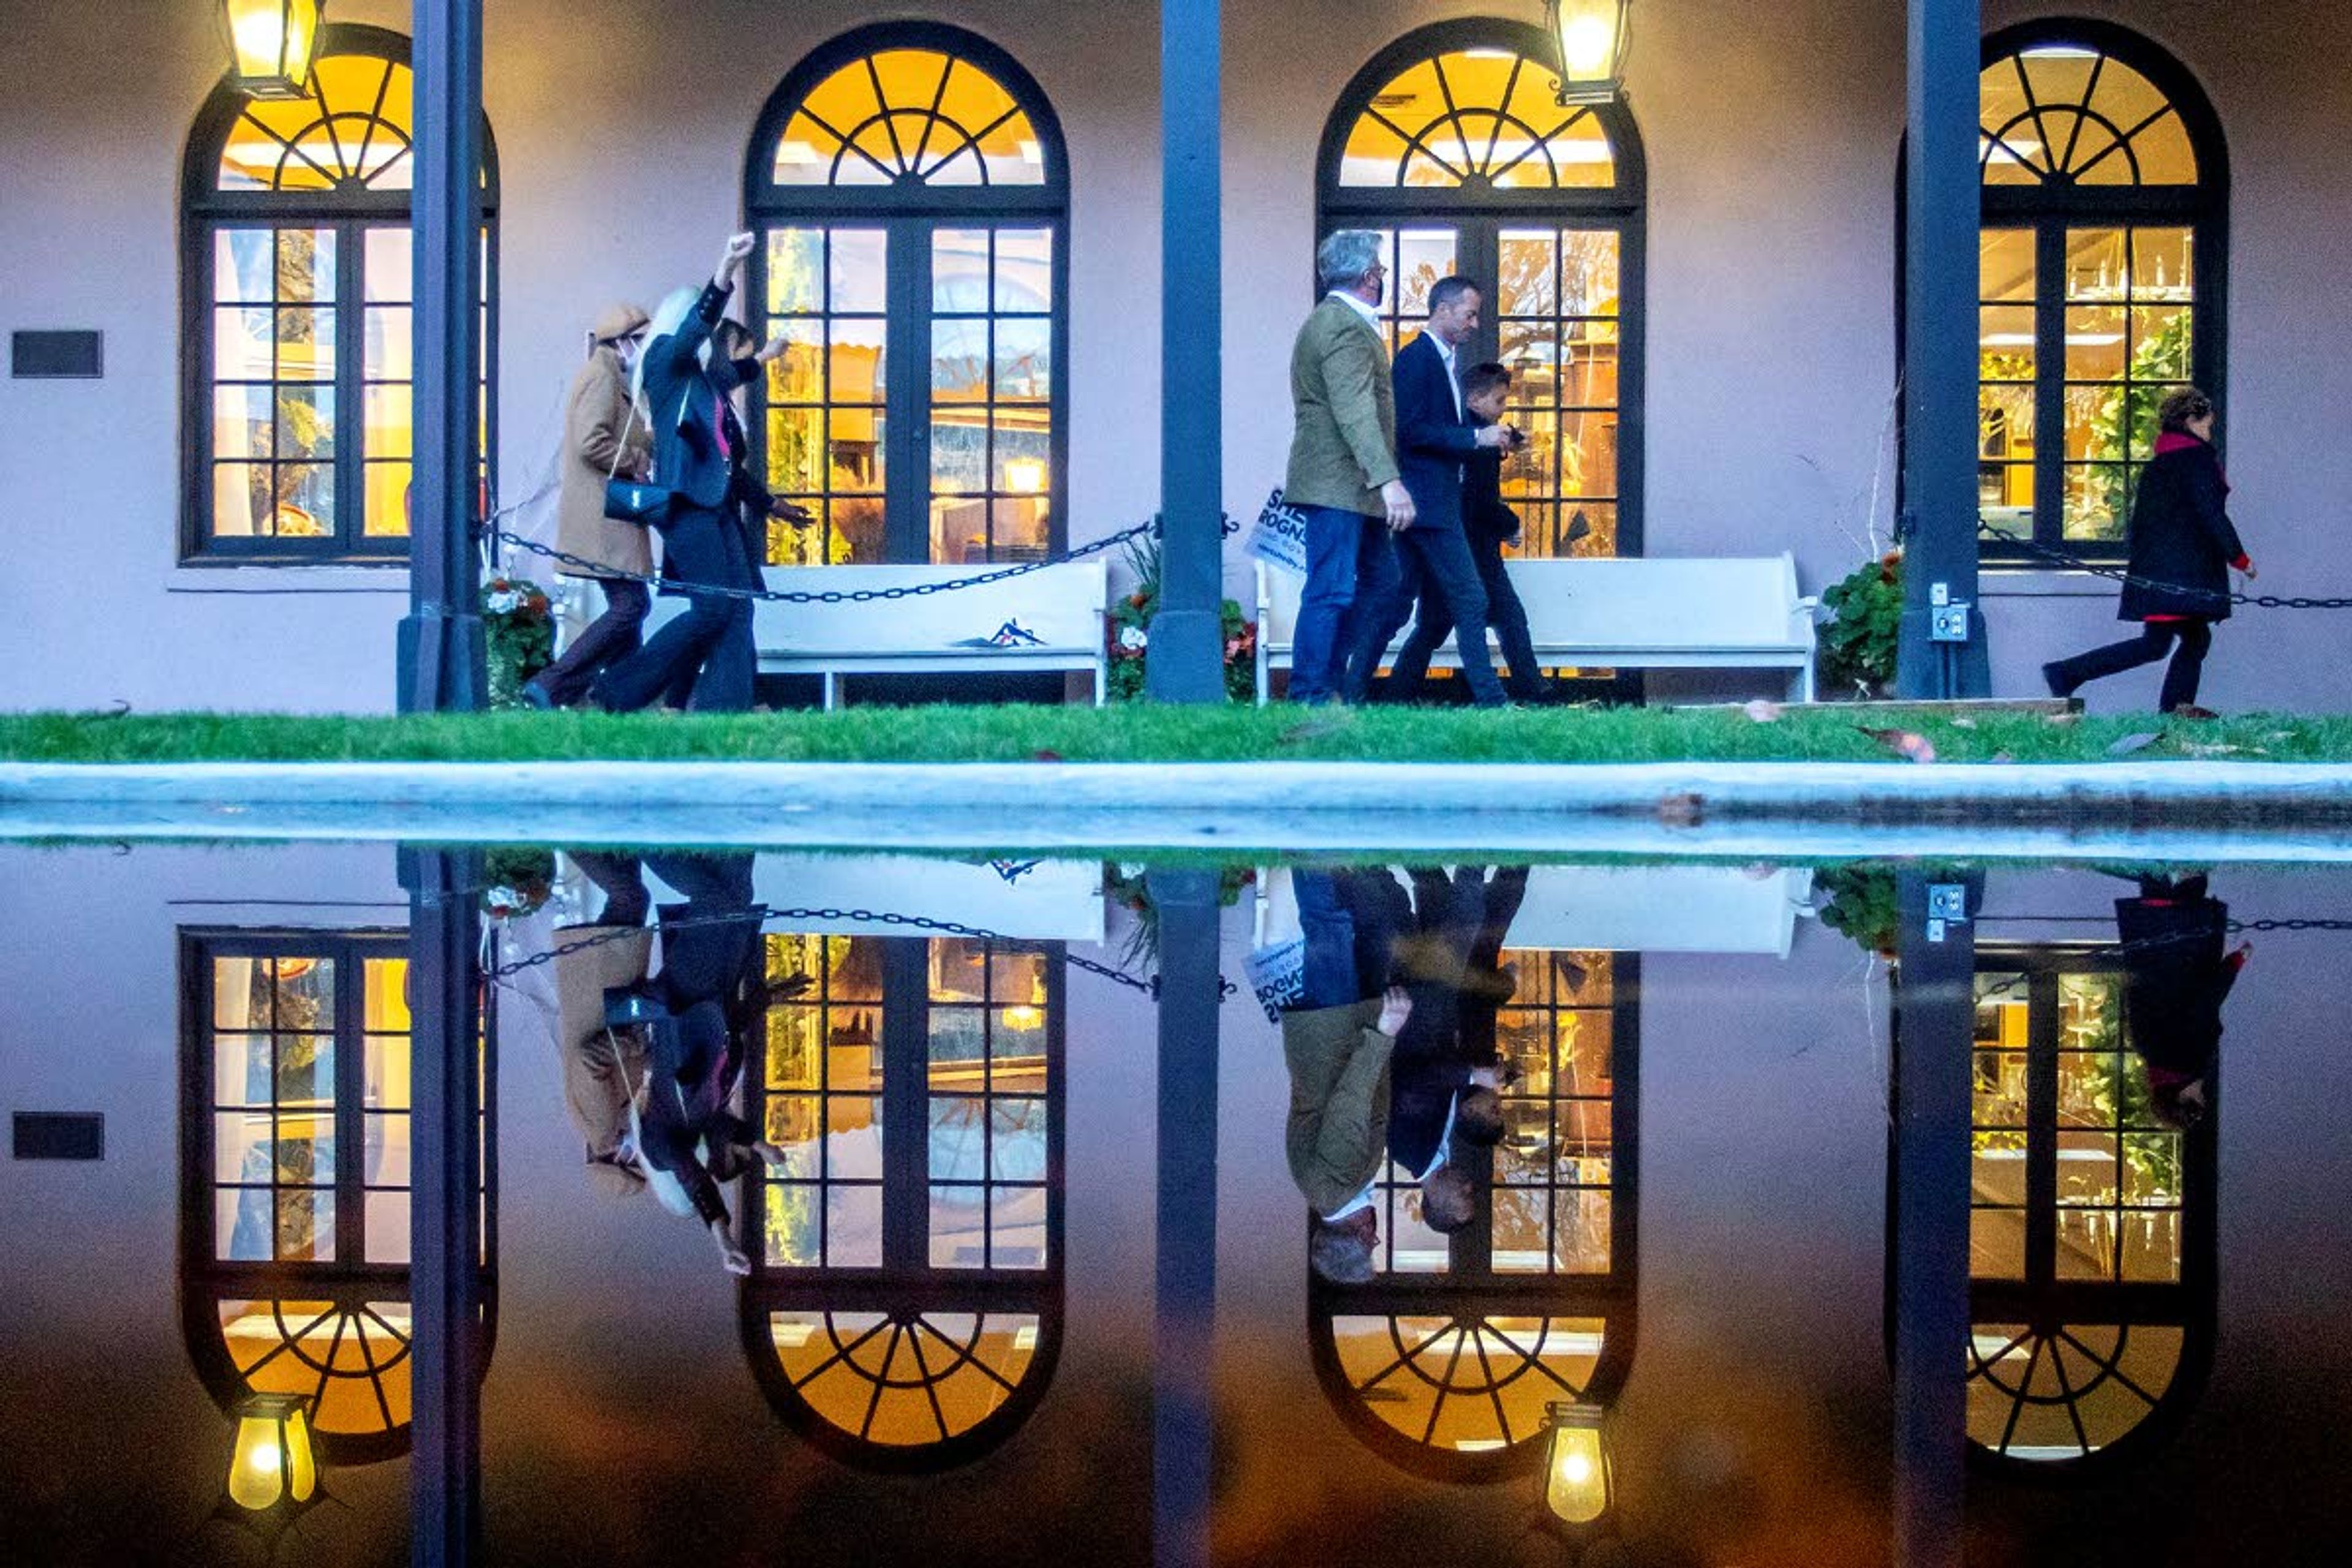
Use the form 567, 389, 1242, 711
1819, 552, 1904, 697
1105, 529, 1257, 703
1813, 863, 1901, 957
480, 577, 556, 709
2067, 311, 2194, 541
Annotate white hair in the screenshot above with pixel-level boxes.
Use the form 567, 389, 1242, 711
631, 285, 701, 405
1316, 230, 1383, 293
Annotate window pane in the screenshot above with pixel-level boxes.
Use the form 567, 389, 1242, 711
363, 462, 411, 537
995, 229, 1052, 312
216, 229, 275, 302
274, 309, 336, 380
365, 385, 412, 460
993, 318, 1051, 399
364, 227, 412, 302
830, 230, 887, 314
933, 228, 990, 312
276, 385, 336, 461
276, 228, 337, 303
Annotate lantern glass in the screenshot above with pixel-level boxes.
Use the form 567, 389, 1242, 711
224, 0, 323, 100
226, 1395, 318, 1513
1543, 1401, 1613, 1526
1548, 0, 1630, 103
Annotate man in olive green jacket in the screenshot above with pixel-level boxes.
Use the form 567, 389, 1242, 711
1286, 984, 1411, 1283
1283, 231, 1418, 703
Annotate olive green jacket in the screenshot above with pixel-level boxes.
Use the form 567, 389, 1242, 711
1283, 998, 1395, 1218
1284, 295, 1400, 518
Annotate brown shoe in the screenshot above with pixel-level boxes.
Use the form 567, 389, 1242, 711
2168, 705, 2221, 721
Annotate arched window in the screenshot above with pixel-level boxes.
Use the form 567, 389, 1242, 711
1967, 22, 2226, 562
179, 931, 497, 1463
1954, 951, 2215, 1469
740, 930, 1063, 1471
1317, 20, 1646, 565
744, 25, 1069, 568
181, 26, 497, 563
1311, 946, 1637, 1478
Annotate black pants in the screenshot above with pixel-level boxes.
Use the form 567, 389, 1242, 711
1390, 535, 1544, 702
530, 578, 650, 707
590, 508, 756, 713
1343, 527, 1506, 706
2048, 619, 2213, 712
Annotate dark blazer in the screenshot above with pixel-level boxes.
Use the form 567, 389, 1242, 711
2117, 888, 2237, 1080
1392, 333, 1480, 533
640, 282, 760, 514
1462, 448, 1520, 546
2118, 438, 2246, 622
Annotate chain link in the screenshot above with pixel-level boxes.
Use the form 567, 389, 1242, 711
478, 511, 1240, 606
1978, 520, 2352, 611
1967, 914, 2352, 1001
491, 902, 1237, 1000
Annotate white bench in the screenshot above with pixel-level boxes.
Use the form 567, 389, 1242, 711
643, 559, 1108, 708
1254, 554, 1818, 704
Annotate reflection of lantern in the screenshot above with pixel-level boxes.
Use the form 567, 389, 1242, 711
1001, 458, 1047, 494
221, 1, 325, 101
1542, 1401, 1613, 1527
225, 1394, 320, 1517
1542, 0, 1632, 105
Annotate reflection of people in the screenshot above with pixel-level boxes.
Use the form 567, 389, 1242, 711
524, 304, 656, 709
591, 233, 787, 714
605, 853, 807, 1274
2043, 388, 2256, 717
1287, 983, 1412, 1285
1387, 868, 1510, 1232
1283, 230, 1414, 705
2117, 872, 2247, 1129
1344, 279, 1515, 707
1385, 364, 1547, 704
552, 851, 655, 1196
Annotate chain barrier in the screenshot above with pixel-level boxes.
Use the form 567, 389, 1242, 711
477, 510, 1240, 606
490, 902, 1238, 1001
1978, 520, 2352, 611
1967, 914, 2352, 1001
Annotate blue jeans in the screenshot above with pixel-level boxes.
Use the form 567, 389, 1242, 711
1291, 867, 1412, 1011
1346, 527, 1506, 706
592, 507, 756, 713
1290, 505, 1398, 704
1392, 534, 1544, 703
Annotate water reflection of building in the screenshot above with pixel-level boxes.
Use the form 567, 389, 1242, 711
1309, 947, 1638, 1479
739, 931, 1063, 1471
178, 929, 496, 1463
1954, 948, 2217, 1472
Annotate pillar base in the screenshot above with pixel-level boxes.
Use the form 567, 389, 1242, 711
1144, 606, 1226, 704
398, 611, 489, 714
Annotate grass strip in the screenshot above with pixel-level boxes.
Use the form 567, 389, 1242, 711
6, 705, 2352, 767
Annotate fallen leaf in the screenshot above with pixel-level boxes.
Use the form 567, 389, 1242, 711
2045, 710, 2082, 726
1741, 699, 1784, 724
1656, 791, 1705, 827
1280, 718, 1352, 745
1989, 752, 2015, 763
1856, 726, 1937, 764
1949, 716, 1978, 729
1031, 748, 1064, 762
2106, 731, 2160, 756
2180, 743, 2258, 757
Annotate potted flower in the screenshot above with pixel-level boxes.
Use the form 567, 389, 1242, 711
480, 575, 556, 708
1817, 549, 1902, 699
1106, 532, 1257, 703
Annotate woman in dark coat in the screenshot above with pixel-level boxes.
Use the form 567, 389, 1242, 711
2043, 388, 2256, 717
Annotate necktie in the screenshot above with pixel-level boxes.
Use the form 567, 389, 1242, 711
714, 393, 732, 461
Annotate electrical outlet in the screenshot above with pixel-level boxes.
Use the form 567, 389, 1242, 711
1931, 603, 1971, 643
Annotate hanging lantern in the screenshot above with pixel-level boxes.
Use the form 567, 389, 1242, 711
1542, 1401, 1614, 1528
222, 1394, 321, 1521
221, 0, 325, 101
1544, 0, 1632, 105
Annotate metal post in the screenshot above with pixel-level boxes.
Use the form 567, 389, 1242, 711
398, 0, 488, 712
1148, 868, 1222, 1568
1898, 0, 1991, 699
1890, 872, 1975, 1568
1147, 0, 1226, 703
401, 846, 484, 1566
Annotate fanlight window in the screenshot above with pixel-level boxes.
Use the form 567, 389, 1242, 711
1338, 47, 1616, 190
1330, 1315, 1605, 1453
217, 51, 417, 192
774, 48, 1046, 187
1967, 1321, 2184, 1462
220, 1298, 415, 1444
764, 1309, 1041, 1447
1981, 47, 2197, 188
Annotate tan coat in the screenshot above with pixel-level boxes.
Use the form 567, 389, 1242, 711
554, 347, 657, 578
1283, 997, 1395, 1218
1283, 295, 1400, 518
552, 924, 655, 1169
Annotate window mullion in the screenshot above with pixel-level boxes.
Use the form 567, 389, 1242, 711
888, 218, 932, 563
337, 219, 366, 557
2033, 222, 2067, 551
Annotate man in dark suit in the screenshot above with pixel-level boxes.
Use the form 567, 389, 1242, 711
1389, 363, 1550, 704
1343, 276, 1516, 707
1385, 867, 1509, 1235
592, 233, 783, 714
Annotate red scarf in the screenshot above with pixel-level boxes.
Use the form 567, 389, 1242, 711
2155, 429, 2228, 492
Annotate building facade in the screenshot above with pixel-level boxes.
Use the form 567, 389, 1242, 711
3, 0, 2347, 713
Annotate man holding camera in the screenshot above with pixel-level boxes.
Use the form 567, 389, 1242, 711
1342, 276, 1518, 707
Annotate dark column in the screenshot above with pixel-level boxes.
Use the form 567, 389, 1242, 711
1898, 0, 1991, 698
1149, 869, 1222, 1568
401, 846, 484, 1566
398, 0, 488, 712
1147, 0, 1226, 703
1891, 872, 1975, 1568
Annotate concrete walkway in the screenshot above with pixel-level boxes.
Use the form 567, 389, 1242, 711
6, 758, 2352, 859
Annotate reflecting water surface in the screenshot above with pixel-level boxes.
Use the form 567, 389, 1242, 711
1, 844, 2348, 1567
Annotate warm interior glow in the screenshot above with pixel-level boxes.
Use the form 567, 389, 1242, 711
283, 1405, 317, 1503
1001, 458, 1047, 495
225, 1, 319, 97
1552, 1, 1626, 84
1544, 1404, 1611, 1525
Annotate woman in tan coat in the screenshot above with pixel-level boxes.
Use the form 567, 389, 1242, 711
524, 303, 660, 708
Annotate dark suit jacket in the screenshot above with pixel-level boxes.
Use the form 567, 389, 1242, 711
1463, 448, 1520, 546
1392, 333, 1480, 533
2117, 891, 2237, 1079
2117, 439, 2247, 622
641, 282, 760, 513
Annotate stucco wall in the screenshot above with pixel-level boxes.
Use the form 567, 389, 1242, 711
0, 2, 2345, 712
